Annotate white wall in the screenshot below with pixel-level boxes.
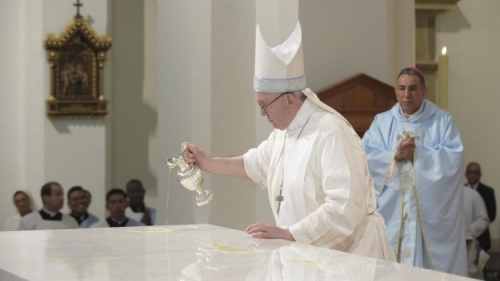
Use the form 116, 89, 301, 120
210, 1, 258, 229
157, 1, 214, 226
18, 0, 46, 213
0, 0, 24, 221
109, 0, 158, 208
437, 0, 500, 249
300, 0, 414, 90
157, 1, 260, 229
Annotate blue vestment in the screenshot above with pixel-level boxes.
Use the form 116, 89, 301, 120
79, 213, 100, 228
362, 100, 467, 276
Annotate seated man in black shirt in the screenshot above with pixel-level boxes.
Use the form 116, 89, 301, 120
67, 186, 100, 228
92, 189, 144, 228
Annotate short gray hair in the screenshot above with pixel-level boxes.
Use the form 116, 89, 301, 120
397, 67, 426, 89
291, 91, 306, 101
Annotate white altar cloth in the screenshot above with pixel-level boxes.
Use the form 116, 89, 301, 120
0, 224, 472, 280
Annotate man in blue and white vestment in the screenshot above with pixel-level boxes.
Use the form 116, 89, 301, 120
362, 67, 467, 276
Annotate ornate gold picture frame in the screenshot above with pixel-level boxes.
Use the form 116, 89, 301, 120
45, 16, 112, 118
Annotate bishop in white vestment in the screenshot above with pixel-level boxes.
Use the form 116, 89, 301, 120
184, 21, 394, 261
244, 96, 394, 260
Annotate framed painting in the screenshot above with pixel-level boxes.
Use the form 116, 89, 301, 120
45, 16, 112, 118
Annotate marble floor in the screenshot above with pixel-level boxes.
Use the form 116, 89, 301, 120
0, 224, 473, 280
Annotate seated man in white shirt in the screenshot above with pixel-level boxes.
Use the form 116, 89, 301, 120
3, 190, 34, 231
124, 179, 156, 225
463, 185, 490, 279
67, 186, 100, 228
92, 189, 144, 228
18, 182, 78, 230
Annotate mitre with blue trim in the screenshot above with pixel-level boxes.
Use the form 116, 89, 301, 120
253, 22, 307, 93
253, 20, 351, 125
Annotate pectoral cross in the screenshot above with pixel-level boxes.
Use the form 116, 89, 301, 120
397, 130, 421, 142
276, 186, 284, 215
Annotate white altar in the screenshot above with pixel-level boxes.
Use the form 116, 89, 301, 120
0, 224, 472, 280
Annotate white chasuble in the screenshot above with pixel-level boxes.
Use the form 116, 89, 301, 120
244, 99, 395, 261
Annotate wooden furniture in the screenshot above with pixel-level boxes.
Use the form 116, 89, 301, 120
317, 73, 397, 137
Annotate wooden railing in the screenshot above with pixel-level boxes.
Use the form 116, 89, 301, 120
316, 73, 397, 137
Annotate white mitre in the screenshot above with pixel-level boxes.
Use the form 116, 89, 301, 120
253, 21, 350, 125
253, 22, 306, 93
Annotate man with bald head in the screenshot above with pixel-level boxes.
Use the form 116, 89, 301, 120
18, 182, 78, 230
465, 162, 496, 252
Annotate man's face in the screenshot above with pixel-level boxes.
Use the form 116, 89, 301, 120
256, 92, 293, 130
82, 191, 91, 209
466, 164, 481, 185
395, 75, 427, 115
44, 184, 64, 211
68, 190, 87, 214
14, 193, 31, 215
106, 194, 128, 218
127, 184, 145, 206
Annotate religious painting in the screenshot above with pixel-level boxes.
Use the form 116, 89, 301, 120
45, 15, 112, 117
58, 42, 94, 99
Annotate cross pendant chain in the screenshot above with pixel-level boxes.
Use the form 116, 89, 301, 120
276, 184, 284, 215
275, 132, 288, 216
274, 113, 312, 217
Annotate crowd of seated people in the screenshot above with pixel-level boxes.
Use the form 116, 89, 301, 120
2, 179, 156, 231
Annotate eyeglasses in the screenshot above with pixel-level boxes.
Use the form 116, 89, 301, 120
257, 92, 288, 113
